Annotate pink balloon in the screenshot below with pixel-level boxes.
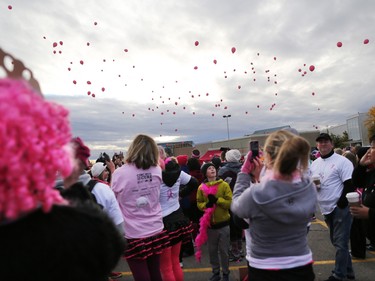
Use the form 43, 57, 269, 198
231, 47, 236, 54
364, 39, 369, 44
337, 42, 342, 47
309, 65, 315, 72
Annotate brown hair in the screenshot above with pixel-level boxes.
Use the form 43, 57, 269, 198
273, 135, 310, 176
126, 134, 159, 169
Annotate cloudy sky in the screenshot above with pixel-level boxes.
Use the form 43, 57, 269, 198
1, 0, 374, 158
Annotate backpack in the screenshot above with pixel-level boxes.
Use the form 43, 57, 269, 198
86, 179, 104, 209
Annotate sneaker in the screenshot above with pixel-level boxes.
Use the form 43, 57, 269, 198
323, 276, 343, 281
109, 272, 122, 279
209, 273, 221, 281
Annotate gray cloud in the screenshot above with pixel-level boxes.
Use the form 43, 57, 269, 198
2, 0, 374, 159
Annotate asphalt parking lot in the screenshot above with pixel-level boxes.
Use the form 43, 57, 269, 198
114, 213, 375, 281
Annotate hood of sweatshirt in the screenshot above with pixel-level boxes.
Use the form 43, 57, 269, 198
251, 178, 316, 224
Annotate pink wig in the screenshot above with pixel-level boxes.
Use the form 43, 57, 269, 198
0, 79, 73, 222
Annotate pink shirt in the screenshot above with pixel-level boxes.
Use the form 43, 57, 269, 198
112, 163, 163, 239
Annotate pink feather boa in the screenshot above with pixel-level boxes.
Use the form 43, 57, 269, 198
194, 183, 218, 262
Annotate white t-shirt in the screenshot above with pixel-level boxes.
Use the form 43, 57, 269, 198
160, 171, 191, 217
310, 153, 353, 215
91, 182, 124, 226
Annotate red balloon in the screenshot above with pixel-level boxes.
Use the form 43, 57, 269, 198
238, 85, 241, 89
80, 60, 84, 65
337, 42, 342, 47
274, 57, 276, 60
195, 41, 199, 46
312, 92, 315, 96
8, 5, 12, 10
298, 69, 302, 72
73, 80, 77, 84
87, 81, 91, 85
101, 87, 105, 92
194, 66, 198, 70
91, 93, 95, 97
52, 42, 58, 48
309, 65, 315, 72
213, 59, 217, 64
364, 39, 369, 44
231, 47, 236, 54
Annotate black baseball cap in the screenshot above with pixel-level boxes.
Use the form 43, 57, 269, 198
316, 133, 332, 142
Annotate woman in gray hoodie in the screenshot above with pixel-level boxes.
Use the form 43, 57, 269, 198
231, 132, 317, 281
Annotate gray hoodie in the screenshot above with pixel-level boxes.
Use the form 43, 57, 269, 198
231, 172, 317, 260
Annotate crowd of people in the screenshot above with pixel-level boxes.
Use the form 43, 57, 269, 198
1, 72, 375, 281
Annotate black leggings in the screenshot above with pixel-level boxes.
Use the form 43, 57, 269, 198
247, 263, 315, 281
127, 254, 163, 281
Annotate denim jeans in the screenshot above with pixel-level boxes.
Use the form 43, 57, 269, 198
324, 206, 354, 280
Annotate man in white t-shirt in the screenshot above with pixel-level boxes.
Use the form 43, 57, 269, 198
310, 133, 355, 281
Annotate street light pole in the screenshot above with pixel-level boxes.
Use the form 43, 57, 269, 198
223, 114, 231, 146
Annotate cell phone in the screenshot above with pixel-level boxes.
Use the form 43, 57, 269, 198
250, 141, 259, 160
102, 152, 111, 162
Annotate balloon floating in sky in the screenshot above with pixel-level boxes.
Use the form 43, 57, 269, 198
94, 22, 98, 25
53, 42, 58, 47
195, 41, 199, 46
231, 47, 236, 54
8, 5, 12, 10
309, 65, 315, 72
337, 42, 342, 47
213, 59, 217, 64
194, 66, 198, 70
80, 60, 84, 65
364, 39, 369, 44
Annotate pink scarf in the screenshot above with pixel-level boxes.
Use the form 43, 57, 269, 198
194, 183, 218, 262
